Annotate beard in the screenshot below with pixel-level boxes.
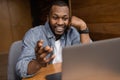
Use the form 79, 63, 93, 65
49, 22, 70, 40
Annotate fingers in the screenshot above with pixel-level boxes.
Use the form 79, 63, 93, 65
39, 54, 55, 67
35, 40, 44, 54
38, 45, 53, 55
44, 54, 55, 63
35, 40, 54, 67
38, 40, 44, 47
44, 46, 53, 52
37, 46, 53, 61
36, 40, 53, 55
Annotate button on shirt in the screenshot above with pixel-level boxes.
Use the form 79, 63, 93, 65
16, 21, 80, 78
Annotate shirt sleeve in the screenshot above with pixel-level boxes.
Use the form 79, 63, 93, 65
16, 29, 37, 78
70, 27, 81, 45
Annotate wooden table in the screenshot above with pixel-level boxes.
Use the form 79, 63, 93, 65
23, 62, 120, 80
22, 63, 61, 80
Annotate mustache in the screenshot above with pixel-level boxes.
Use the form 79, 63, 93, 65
55, 24, 69, 27
55, 24, 65, 27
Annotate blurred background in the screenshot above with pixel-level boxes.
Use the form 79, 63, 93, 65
0, 0, 120, 79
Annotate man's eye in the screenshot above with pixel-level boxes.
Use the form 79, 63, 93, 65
53, 16, 58, 20
63, 18, 68, 21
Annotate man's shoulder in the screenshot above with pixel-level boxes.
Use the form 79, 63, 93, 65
25, 25, 45, 36
30, 25, 44, 31
23, 25, 46, 40
26, 25, 45, 34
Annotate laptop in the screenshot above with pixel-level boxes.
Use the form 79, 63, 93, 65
62, 38, 120, 80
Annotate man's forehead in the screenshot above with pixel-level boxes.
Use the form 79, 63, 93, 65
51, 5, 69, 15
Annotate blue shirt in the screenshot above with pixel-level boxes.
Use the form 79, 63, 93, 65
16, 22, 81, 78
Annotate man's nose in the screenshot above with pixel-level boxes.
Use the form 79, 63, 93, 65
57, 18, 64, 25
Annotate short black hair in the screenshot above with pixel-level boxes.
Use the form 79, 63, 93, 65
51, 0, 69, 7
48, 0, 69, 15
49, 0, 69, 11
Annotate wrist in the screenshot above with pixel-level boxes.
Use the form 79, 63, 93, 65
32, 59, 42, 68
78, 27, 89, 34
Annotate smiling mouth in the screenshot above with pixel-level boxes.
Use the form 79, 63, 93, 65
56, 27, 64, 32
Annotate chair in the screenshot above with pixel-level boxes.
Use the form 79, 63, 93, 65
8, 41, 22, 80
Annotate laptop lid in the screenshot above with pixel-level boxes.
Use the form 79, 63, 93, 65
62, 38, 120, 80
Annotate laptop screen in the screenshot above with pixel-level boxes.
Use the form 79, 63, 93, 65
62, 38, 120, 80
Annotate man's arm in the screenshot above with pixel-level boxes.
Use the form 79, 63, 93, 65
78, 23, 91, 44
27, 40, 55, 75
16, 30, 55, 78
70, 16, 91, 44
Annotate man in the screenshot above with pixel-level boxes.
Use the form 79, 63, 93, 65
16, 0, 91, 78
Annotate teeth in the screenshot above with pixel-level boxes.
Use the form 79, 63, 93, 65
56, 27, 64, 31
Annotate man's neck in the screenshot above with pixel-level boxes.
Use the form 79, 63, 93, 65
55, 35, 61, 41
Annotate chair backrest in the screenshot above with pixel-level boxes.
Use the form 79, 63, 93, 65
8, 41, 22, 80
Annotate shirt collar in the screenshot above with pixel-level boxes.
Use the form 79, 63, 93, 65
44, 21, 55, 39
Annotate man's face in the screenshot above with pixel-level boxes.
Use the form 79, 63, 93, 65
48, 5, 70, 36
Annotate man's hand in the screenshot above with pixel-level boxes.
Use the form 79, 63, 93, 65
35, 40, 55, 67
27, 40, 55, 75
70, 16, 87, 30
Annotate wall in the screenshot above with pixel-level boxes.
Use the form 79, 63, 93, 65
71, 0, 120, 41
0, 0, 32, 54
30, 0, 69, 26
1, 0, 120, 53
